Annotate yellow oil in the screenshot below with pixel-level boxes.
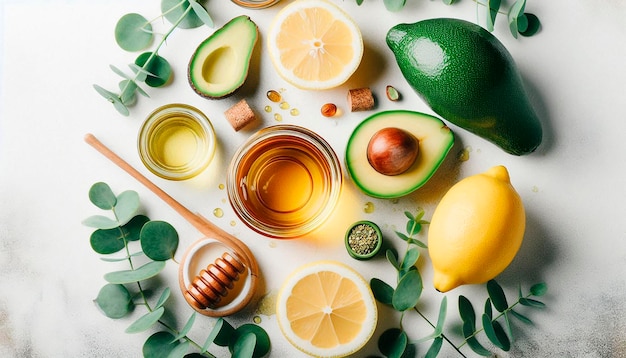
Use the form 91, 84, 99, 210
235, 135, 332, 232
148, 115, 205, 169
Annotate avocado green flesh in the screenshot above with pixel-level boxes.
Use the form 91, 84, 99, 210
387, 18, 542, 155
188, 15, 258, 99
346, 110, 454, 198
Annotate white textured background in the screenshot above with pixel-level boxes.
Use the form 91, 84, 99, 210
1, 0, 625, 357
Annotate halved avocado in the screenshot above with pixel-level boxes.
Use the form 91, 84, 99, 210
345, 110, 454, 198
188, 15, 258, 99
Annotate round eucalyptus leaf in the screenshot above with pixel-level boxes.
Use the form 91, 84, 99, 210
118, 80, 137, 106
370, 278, 394, 306
94, 283, 134, 319
82, 214, 119, 230
89, 182, 116, 210
400, 247, 420, 271
135, 52, 172, 87
115, 13, 153, 51
161, 0, 203, 29
90, 227, 125, 254
104, 260, 166, 284
140, 221, 179, 261
209, 318, 236, 348
229, 324, 271, 358
143, 331, 178, 358
126, 306, 165, 333
121, 215, 150, 242
114, 190, 140, 226
392, 269, 422, 312
519, 13, 541, 37
378, 328, 407, 358
383, 0, 406, 12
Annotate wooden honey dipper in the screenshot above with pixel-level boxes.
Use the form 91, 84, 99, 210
84, 133, 260, 317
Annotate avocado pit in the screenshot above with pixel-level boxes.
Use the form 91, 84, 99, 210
366, 127, 419, 176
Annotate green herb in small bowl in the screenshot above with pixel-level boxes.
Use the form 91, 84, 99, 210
345, 221, 383, 260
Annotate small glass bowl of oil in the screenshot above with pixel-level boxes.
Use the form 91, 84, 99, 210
138, 103, 216, 180
227, 125, 342, 238
231, 0, 280, 9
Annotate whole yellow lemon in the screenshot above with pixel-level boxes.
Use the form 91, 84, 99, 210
428, 165, 525, 292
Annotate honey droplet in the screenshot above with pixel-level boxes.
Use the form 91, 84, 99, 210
269, 241, 277, 248
321, 103, 337, 117
267, 90, 281, 103
264, 105, 272, 113
458, 146, 472, 162
364, 201, 375, 214
253, 316, 262, 324
532, 186, 539, 193
279, 101, 290, 110
290, 108, 300, 116
274, 113, 283, 122
218, 183, 225, 190
230, 220, 236, 227
213, 208, 224, 218
221, 198, 227, 203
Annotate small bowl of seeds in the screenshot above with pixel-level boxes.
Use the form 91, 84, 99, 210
345, 220, 383, 260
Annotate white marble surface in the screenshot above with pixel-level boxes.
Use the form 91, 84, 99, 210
1, 0, 626, 357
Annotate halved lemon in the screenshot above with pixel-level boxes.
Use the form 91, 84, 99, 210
276, 260, 377, 357
267, 0, 364, 90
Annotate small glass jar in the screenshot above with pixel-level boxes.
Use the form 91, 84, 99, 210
227, 125, 342, 238
138, 103, 216, 180
231, 0, 280, 9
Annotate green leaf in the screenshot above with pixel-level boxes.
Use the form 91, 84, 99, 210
507, 0, 526, 38
110, 64, 132, 80
458, 295, 476, 329
205, 318, 236, 349
82, 215, 119, 230
94, 283, 133, 318
104, 260, 166, 284
425, 336, 443, 358
93, 84, 119, 102
386, 248, 400, 270
407, 238, 427, 248
90, 227, 126, 254
122, 215, 150, 242
487, 280, 508, 312
155, 287, 171, 309
162, 0, 203, 29
143, 331, 178, 358
115, 13, 153, 51
140, 221, 179, 261
442, 0, 455, 4
530, 282, 548, 296
435, 296, 447, 334
118, 80, 137, 105
378, 328, 408, 358
504, 311, 514, 343
89, 182, 116, 209
406, 219, 421, 236
395, 231, 411, 242
484, 298, 493, 319
126, 306, 165, 333
404, 211, 415, 221
519, 297, 546, 308
114, 190, 140, 226
510, 309, 533, 325
392, 269, 422, 311
401, 247, 420, 271
486, 0, 501, 31
519, 13, 541, 37
134, 52, 172, 88
462, 321, 492, 356
229, 324, 271, 358
383, 0, 406, 12
100, 251, 143, 262
232, 333, 256, 358
172, 312, 196, 342
370, 278, 394, 306
168, 340, 190, 358
188, 0, 214, 28
481, 314, 510, 351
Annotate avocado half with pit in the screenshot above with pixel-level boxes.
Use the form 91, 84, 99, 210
345, 110, 454, 198
188, 15, 258, 99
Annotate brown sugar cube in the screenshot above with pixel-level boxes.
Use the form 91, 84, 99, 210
348, 87, 375, 112
224, 99, 257, 131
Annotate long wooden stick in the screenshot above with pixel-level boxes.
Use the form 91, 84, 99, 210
84, 133, 260, 315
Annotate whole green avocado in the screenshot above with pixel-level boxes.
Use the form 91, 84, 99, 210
387, 18, 542, 155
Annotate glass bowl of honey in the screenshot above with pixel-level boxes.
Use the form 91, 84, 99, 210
138, 103, 216, 181
227, 125, 342, 238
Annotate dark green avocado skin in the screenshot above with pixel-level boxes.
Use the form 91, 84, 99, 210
387, 18, 542, 155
